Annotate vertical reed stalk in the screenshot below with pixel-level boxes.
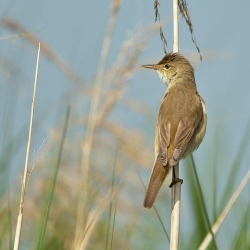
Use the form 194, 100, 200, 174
170, 1, 181, 249
13, 42, 41, 250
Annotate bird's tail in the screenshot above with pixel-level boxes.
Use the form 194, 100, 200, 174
143, 155, 171, 209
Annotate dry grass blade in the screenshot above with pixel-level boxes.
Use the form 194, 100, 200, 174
1, 19, 88, 89
105, 152, 117, 250
0, 33, 28, 41
178, 0, 202, 60
154, 0, 168, 54
75, 185, 120, 250
13, 42, 40, 250
198, 167, 250, 250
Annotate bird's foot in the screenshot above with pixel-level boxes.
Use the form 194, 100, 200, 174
169, 178, 183, 188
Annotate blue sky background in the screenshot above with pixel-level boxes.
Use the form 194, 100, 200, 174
1, 0, 250, 249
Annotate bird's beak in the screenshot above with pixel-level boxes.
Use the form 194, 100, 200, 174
141, 64, 158, 70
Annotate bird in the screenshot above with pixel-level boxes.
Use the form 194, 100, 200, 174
142, 52, 207, 209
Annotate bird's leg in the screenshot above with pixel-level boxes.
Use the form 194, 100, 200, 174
169, 165, 183, 188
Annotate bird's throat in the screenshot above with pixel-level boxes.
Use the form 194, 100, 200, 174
157, 71, 173, 86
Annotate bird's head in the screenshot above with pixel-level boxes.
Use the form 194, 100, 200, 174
142, 52, 194, 87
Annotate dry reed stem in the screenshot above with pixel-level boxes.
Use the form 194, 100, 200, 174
170, 0, 181, 249
74, 0, 122, 247
173, 0, 179, 53
170, 164, 181, 250
198, 168, 250, 250
13, 42, 40, 250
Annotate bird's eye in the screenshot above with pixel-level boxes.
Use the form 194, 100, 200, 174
165, 64, 171, 69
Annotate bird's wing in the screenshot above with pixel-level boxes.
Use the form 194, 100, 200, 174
158, 121, 171, 166
170, 101, 203, 166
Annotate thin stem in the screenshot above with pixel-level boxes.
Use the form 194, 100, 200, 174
135, 166, 169, 240
37, 106, 70, 249
170, 163, 181, 250
74, 1, 122, 247
105, 151, 117, 250
13, 42, 40, 250
110, 197, 118, 250
173, 0, 179, 53
170, 0, 181, 249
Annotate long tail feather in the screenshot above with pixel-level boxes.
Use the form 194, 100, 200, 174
143, 156, 171, 208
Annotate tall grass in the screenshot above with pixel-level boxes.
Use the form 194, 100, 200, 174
0, 1, 250, 250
